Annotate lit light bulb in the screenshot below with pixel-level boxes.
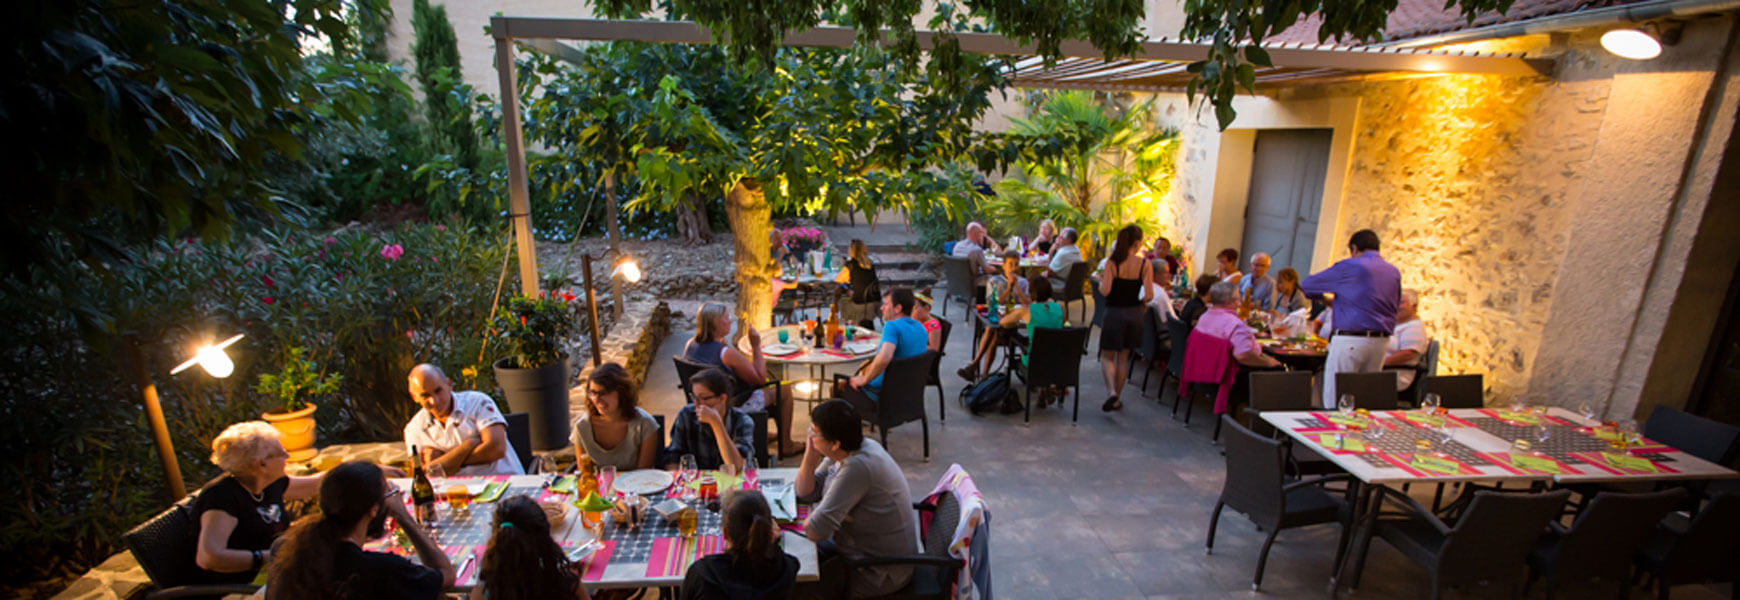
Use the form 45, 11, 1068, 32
1601, 28, 1662, 60
795, 381, 818, 395
613, 259, 642, 283
196, 345, 235, 378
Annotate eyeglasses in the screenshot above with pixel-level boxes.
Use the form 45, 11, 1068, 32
694, 392, 722, 404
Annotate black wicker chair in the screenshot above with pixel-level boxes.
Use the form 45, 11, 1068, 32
123, 492, 262, 600
1057, 262, 1091, 323
850, 493, 968, 600
837, 351, 938, 460
1162, 316, 1191, 409
1392, 339, 1439, 408
1333, 371, 1398, 411
504, 411, 534, 472
1013, 326, 1093, 424
927, 317, 954, 423
1345, 488, 1572, 598
1207, 416, 1354, 590
1423, 373, 1484, 409
939, 256, 978, 318
672, 356, 776, 467
1632, 492, 1740, 599
1526, 488, 1686, 599
1129, 307, 1163, 395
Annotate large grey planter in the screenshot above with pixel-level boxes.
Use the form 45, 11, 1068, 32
493, 356, 570, 451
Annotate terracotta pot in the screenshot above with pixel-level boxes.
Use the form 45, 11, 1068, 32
262, 402, 319, 462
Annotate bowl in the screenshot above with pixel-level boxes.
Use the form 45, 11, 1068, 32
540, 501, 568, 529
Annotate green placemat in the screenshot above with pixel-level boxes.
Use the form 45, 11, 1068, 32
1315, 433, 1365, 452
1411, 454, 1462, 475
1494, 410, 1542, 424
1601, 452, 1659, 473
474, 480, 508, 503
1324, 413, 1365, 427
1510, 454, 1562, 474
1400, 412, 1446, 427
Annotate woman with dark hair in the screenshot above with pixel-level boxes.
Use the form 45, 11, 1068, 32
570, 362, 661, 471
1215, 248, 1242, 283
682, 490, 799, 600
1180, 274, 1218, 327
467, 495, 592, 600
1272, 267, 1310, 315
833, 239, 881, 329
1095, 224, 1152, 412
683, 302, 800, 457
266, 461, 452, 600
666, 369, 756, 472
911, 288, 943, 352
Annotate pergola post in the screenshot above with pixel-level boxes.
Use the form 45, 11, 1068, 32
495, 34, 540, 297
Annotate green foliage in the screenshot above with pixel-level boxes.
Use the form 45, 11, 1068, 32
0, 0, 361, 282
254, 347, 344, 414
490, 293, 581, 370
988, 91, 1178, 261
412, 0, 480, 171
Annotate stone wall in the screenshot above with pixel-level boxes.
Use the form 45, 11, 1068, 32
570, 300, 672, 425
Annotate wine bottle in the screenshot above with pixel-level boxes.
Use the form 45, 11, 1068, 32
410, 446, 438, 528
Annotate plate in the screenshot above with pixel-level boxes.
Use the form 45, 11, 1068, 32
613, 469, 674, 496
762, 343, 800, 355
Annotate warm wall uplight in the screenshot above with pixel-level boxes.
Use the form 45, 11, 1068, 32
1601, 28, 1663, 60
613, 258, 642, 283
171, 333, 244, 378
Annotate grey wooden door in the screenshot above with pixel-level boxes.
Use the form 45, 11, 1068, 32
1240, 129, 1332, 273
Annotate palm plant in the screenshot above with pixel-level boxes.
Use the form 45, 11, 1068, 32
993, 91, 1179, 261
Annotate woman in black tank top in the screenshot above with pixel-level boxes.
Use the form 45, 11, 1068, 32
1096, 225, 1153, 412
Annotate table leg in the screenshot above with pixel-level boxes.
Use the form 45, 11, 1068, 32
1333, 482, 1382, 590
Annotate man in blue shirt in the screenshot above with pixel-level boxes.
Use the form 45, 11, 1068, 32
843, 288, 929, 398
1238, 252, 1277, 311
1301, 229, 1402, 409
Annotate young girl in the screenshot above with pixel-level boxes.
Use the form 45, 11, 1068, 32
681, 490, 799, 600
470, 495, 592, 600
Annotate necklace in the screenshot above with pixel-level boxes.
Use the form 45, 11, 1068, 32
238, 476, 266, 503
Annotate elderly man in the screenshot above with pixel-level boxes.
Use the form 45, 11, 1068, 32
1302, 230, 1402, 409
950, 221, 1002, 285
403, 364, 524, 476
1196, 281, 1284, 370
1147, 259, 1178, 323
1043, 227, 1083, 290
1383, 289, 1430, 391
1239, 252, 1277, 310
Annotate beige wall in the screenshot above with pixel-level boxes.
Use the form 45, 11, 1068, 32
1144, 19, 1740, 416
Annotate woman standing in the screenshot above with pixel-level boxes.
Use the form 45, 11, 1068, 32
569, 362, 661, 471
833, 239, 881, 329
193, 422, 322, 586
682, 303, 801, 457
1096, 225, 1152, 412
469, 495, 592, 600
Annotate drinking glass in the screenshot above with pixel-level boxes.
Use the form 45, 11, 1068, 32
427, 464, 447, 492
679, 454, 699, 497
1337, 394, 1356, 416
445, 485, 470, 513
598, 465, 618, 498
778, 329, 790, 344
743, 462, 759, 489
1507, 397, 1527, 413
1510, 439, 1533, 454
533, 455, 560, 476
1360, 421, 1385, 450
1420, 393, 1441, 414
676, 504, 699, 538
1578, 400, 1599, 422
1534, 422, 1551, 445
1435, 424, 1455, 449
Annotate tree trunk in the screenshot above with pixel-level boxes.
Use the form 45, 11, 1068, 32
605, 172, 625, 318
675, 192, 713, 245
726, 178, 773, 340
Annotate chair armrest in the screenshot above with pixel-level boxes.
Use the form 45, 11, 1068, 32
147, 584, 262, 599
843, 554, 962, 569
1282, 473, 1356, 492
1372, 486, 1453, 536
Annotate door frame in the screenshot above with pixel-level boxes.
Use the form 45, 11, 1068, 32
1198, 95, 1360, 275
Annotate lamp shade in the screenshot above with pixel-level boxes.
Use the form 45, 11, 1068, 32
613, 258, 642, 283
1601, 28, 1662, 60
171, 333, 244, 378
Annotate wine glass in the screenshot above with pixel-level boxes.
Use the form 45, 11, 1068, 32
1434, 424, 1455, 453
1507, 396, 1527, 413
1360, 419, 1385, 451
679, 454, 699, 497
1534, 422, 1551, 445
426, 464, 448, 511
1420, 393, 1441, 414
1337, 394, 1356, 417
533, 454, 560, 476
1578, 400, 1599, 423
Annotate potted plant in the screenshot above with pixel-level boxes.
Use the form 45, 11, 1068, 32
781, 226, 828, 261
490, 292, 576, 450
254, 346, 342, 462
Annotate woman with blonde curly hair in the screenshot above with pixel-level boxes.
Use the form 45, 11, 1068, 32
192, 421, 322, 585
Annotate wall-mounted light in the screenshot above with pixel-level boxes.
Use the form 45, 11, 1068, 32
1601, 22, 1681, 60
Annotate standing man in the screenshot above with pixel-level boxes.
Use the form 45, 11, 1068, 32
1301, 230, 1401, 409
404, 364, 525, 476
1238, 252, 1277, 310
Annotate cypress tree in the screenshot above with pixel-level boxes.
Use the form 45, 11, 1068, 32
411, 0, 479, 170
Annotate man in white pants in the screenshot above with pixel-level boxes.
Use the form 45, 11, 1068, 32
1301, 230, 1401, 409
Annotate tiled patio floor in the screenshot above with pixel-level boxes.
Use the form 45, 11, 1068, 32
641, 307, 1731, 600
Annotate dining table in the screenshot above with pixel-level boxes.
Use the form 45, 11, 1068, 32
749, 323, 882, 403
1259, 406, 1739, 586
1255, 335, 1328, 370
380, 470, 820, 591
986, 255, 1051, 274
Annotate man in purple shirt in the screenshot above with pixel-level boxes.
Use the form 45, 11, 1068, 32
1300, 230, 1402, 409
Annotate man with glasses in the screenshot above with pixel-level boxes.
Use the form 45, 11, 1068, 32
403, 363, 524, 476
664, 368, 757, 472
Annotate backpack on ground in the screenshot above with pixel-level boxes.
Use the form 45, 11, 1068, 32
960, 372, 1014, 415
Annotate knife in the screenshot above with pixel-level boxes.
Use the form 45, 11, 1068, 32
456, 549, 476, 584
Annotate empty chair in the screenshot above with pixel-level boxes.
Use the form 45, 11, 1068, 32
1130, 307, 1162, 394
1242, 371, 1338, 476
1057, 262, 1091, 323
927, 317, 955, 423
1642, 405, 1740, 468
1346, 488, 1573, 598
840, 351, 937, 460
124, 492, 262, 600
939, 256, 977, 317
1206, 416, 1354, 590
1423, 374, 1483, 409
1633, 493, 1740, 599
1334, 371, 1398, 411
1527, 489, 1686, 599
505, 412, 534, 472
1014, 326, 1093, 424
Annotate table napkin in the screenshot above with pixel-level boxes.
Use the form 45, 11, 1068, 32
473, 480, 508, 503
1509, 453, 1563, 474
1491, 409, 1542, 425
1600, 452, 1660, 473
549, 475, 576, 494
763, 485, 798, 521
844, 340, 880, 354
1320, 413, 1366, 427
1399, 412, 1447, 427
1411, 454, 1464, 475
1315, 433, 1365, 453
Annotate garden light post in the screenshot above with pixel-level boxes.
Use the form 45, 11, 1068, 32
580, 250, 641, 367
123, 332, 244, 502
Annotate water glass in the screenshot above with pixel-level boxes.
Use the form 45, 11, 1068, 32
1360, 421, 1385, 449
1337, 394, 1356, 416
427, 464, 447, 491
1578, 400, 1598, 422
743, 462, 759, 489
679, 454, 699, 496
1534, 422, 1551, 445
1436, 424, 1455, 447
533, 454, 560, 476
778, 329, 790, 344
1420, 393, 1441, 413
599, 465, 618, 498
1508, 397, 1527, 413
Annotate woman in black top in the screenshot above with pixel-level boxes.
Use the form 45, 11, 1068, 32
1096, 225, 1152, 412
193, 422, 323, 585
470, 495, 592, 600
682, 489, 799, 600
833, 239, 880, 329
267, 461, 453, 600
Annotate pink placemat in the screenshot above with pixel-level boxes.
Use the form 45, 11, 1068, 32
575, 539, 615, 582
645, 535, 725, 577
